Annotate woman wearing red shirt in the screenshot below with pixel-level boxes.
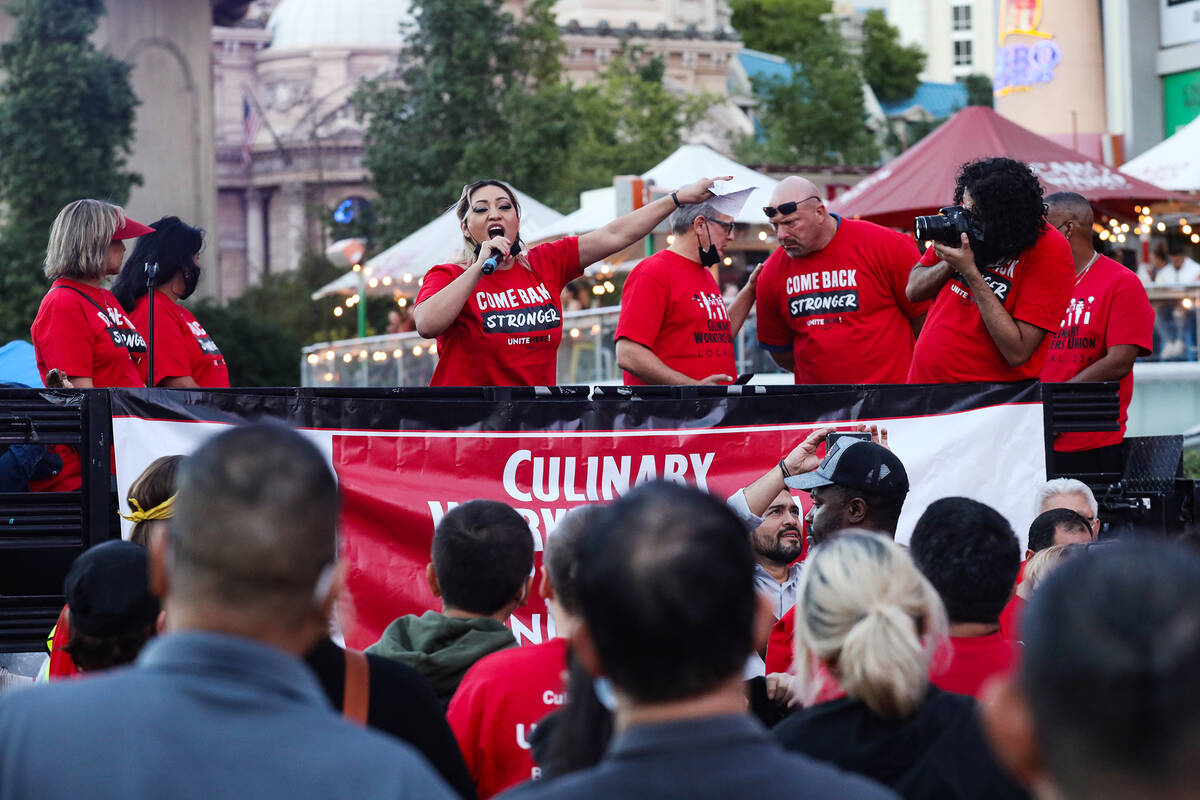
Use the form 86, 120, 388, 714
112, 217, 230, 388
414, 176, 726, 386
31, 199, 154, 389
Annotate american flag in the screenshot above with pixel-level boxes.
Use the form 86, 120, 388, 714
241, 94, 263, 167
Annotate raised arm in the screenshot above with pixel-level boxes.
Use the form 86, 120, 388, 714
576, 176, 731, 267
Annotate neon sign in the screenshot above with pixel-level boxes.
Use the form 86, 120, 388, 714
993, 0, 1060, 96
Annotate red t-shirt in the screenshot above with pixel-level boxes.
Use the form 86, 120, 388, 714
765, 606, 796, 675
908, 227, 1074, 383
31, 279, 145, 387
446, 637, 568, 799
614, 250, 736, 385
130, 293, 231, 388
930, 632, 1018, 698
417, 237, 582, 386
998, 561, 1027, 642
1040, 255, 1153, 451
755, 218, 927, 384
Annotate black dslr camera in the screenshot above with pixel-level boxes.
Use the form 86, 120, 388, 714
913, 205, 987, 251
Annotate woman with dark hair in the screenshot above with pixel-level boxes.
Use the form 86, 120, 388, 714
905, 157, 1074, 384
112, 216, 229, 388
413, 176, 725, 386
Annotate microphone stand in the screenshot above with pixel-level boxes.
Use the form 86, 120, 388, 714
145, 262, 158, 387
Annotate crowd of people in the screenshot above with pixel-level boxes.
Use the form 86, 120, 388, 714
2, 424, 1197, 800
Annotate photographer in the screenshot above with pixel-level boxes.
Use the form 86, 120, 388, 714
906, 158, 1074, 383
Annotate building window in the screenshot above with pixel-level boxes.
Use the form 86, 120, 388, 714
952, 5, 972, 32
953, 40, 973, 67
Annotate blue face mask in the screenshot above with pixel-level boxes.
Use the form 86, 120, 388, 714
593, 676, 618, 712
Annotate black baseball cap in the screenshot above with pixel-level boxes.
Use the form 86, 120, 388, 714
784, 438, 909, 500
64, 540, 159, 637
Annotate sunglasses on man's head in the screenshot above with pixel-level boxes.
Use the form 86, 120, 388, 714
763, 195, 820, 219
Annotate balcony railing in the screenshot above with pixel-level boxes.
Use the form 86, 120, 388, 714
301, 287, 1200, 387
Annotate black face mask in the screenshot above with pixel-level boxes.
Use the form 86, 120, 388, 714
180, 265, 200, 300
696, 225, 721, 267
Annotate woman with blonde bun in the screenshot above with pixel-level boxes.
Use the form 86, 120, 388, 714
773, 531, 1029, 800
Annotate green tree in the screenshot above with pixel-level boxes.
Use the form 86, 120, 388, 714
543, 52, 703, 209
0, 0, 140, 343
962, 73, 995, 107
860, 9, 926, 104
354, 0, 577, 241
730, 0, 879, 164
190, 251, 350, 386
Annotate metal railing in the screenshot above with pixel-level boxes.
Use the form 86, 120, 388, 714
301, 308, 785, 387
300, 287, 1200, 387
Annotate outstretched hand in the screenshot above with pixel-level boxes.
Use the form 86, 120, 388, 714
781, 428, 831, 476
674, 175, 733, 206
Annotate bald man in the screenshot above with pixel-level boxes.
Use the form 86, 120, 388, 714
754, 177, 928, 383
1041, 192, 1153, 476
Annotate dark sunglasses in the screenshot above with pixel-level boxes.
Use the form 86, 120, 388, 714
704, 218, 735, 234
763, 195, 820, 219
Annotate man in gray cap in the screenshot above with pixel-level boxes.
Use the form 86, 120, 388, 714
784, 432, 910, 547
615, 188, 756, 385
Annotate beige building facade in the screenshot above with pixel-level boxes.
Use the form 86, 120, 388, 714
213, 0, 748, 296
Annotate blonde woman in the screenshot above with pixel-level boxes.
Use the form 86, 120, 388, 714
31, 199, 154, 389
413, 176, 726, 386
773, 531, 1027, 800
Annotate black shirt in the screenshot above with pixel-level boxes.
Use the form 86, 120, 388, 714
773, 686, 1029, 800
306, 638, 477, 799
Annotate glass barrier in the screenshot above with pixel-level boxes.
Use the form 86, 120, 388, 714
302, 286, 1200, 387
1143, 287, 1200, 363
301, 308, 788, 387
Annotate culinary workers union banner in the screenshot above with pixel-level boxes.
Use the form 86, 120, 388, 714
110, 383, 1046, 649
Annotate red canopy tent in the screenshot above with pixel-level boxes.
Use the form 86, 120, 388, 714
829, 106, 1190, 230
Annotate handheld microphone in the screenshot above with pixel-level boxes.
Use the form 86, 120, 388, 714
481, 248, 501, 275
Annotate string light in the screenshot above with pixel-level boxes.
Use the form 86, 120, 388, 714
368, 277, 379, 288
1184, 298, 1195, 310
1191, 234, 1199, 244
372, 351, 387, 362
603, 280, 615, 292
342, 353, 353, 363
592, 285, 604, 295
1184, 225, 1193, 235
722, 257, 733, 266
1099, 230, 1110, 241
590, 324, 601, 334
382, 276, 393, 286
392, 349, 403, 358
402, 273, 413, 283
1157, 222, 1167, 232
398, 297, 408, 307
412, 345, 423, 356
1116, 234, 1126, 244
430, 344, 437, 355
324, 350, 335, 360
333, 307, 344, 317
1121, 224, 1130, 233
570, 328, 580, 338
758, 231, 767, 241
306, 354, 319, 364
322, 373, 334, 382
352, 263, 362, 272
358, 350, 368, 359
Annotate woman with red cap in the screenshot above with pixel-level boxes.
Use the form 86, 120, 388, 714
31, 199, 155, 389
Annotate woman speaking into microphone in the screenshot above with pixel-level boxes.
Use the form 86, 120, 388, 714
414, 176, 727, 386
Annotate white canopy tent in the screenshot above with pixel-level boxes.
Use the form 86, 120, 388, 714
312, 187, 564, 300
533, 143, 780, 243
1121, 116, 1200, 191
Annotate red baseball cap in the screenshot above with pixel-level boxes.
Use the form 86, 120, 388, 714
113, 216, 155, 240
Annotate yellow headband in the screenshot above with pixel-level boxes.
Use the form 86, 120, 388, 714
120, 494, 175, 524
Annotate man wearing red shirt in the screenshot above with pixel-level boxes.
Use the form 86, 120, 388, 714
615, 197, 754, 385
447, 506, 598, 798
755, 176, 927, 384
1041, 192, 1153, 475
910, 497, 1020, 698
907, 158, 1074, 384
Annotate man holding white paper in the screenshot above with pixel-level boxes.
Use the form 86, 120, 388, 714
615, 188, 756, 385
